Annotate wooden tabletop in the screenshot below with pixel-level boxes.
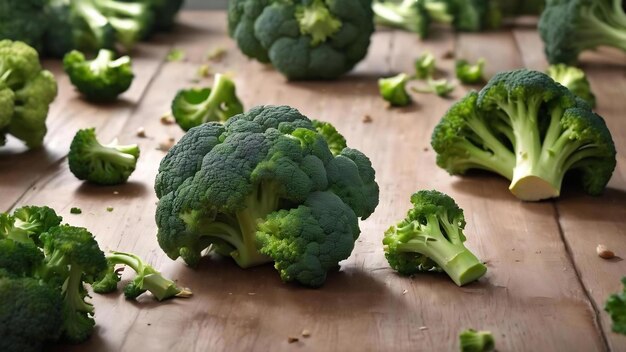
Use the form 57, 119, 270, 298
1, 11, 625, 352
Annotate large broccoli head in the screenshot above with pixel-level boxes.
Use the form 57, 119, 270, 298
0, 0, 49, 52
0, 40, 58, 149
155, 105, 379, 286
432, 69, 616, 201
228, 0, 374, 80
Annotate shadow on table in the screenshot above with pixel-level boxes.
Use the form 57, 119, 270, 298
74, 181, 150, 199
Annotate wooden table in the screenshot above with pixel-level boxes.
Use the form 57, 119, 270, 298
1, 11, 625, 352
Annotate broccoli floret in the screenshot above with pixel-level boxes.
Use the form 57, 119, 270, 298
414, 52, 436, 79
171, 74, 244, 131
0, 205, 63, 245
547, 64, 596, 108
93, 0, 154, 49
432, 69, 616, 201
0, 0, 49, 52
39, 225, 108, 343
155, 105, 379, 286
539, 0, 626, 64
373, 0, 431, 38
312, 120, 347, 156
459, 329, 495, 352
0, 238, 44, 277
0, 40, 58, 149
70, 207, 83, 214
68, 128, 140, 185
456, 58, 485, 84
0, 276, 64, 352
605, 277, 626, 335
63, 49, 134, 102
379, 73, 412, 107
229, 0, 374, 79
383, 190, 486, 286
412, 77, 455, 97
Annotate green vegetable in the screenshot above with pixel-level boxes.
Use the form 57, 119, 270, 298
0, 205, 62, 245
605, 277, 626, 335
373, 0, 431, 38
92, 0, 154, 50
379, 73, 411, 106
122, 0, 184, 33
68, 128, 140, 185
166, 48, 185, 62
431, 69, 616, 201
412, 78, 455, 97
155, 105, 379, 287
63, 49, 134, 102
228, 0, 375, 80
547, 64, 596, 108
70, 207, 82, 214
0, 40, 58, 149
0, 0, 49, 52
459, 329, 495, 352
539, 0, 626, 64
383, 190, 486, 286
312, 120, 347, 156
414, 52, 436, 79
171, 74, 244, 131
0, 238, 44, 277
455, 58, 485, 84
424, 0, 502, 32
106, 207, 114, 212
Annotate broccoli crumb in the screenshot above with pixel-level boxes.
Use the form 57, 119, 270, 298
198, 64, 212, 78
166, 48, 186, 62
287, 337, 299, 343
158, 139, 175, 152
362, 115, 373, 123
136, 127, 146, 138
301, 329, 311, 337
106, 207, 114, 212
206, 47, 227, 62
70, 207, 82, 214
419, 326, 428, 331
597, 245, 615, 259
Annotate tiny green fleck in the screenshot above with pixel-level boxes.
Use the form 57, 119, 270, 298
167, 48, 186, 62
197, 64, 211, 78
206, 47, 226, 62
106, 207, 114, 212
70, 207, 82, 214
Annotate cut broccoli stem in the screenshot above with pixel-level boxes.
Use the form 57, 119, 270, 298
195, 74, 239, 124
462, 113, 516, 179
373, 0, 414, 29
89, 49, 114, 72
88, 143, 139, 169
295, 0, 342, 46
63, 265, 94, 315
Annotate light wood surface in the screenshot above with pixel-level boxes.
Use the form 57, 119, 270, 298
1, 11, 624, 352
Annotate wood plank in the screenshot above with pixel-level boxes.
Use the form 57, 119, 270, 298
513, 28, 626, 351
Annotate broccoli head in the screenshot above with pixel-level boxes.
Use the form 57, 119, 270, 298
0, 40, 58, 149
68, 128, 140, 185
459, 329, 495, 352
605, 277, 626, 335
456, 58, 485, 84
0, 205, 62, 245
171, 74, 244, 131
373, 0, 431, 38
0, 0, 49, 52
64, 49, 134, 102
432, 69, 616, 201
378, 73, 412, 107
229, 0, 375, 80
0, 238, 44, 277
539, 0, 626, 65
155, 105, 379, 286
383, 190, 486, 286
547, 63, 596, 108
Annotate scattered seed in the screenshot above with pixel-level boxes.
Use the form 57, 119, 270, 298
113, 191, 119, 195
160, 114, 175, 125
106, 207, 114, 212
419, 326, 428, 331
136, 127, 146, 138
288, 337, 299, 343
423, 147, 428, 152
147, 323, 151, 326
158, 139, 175, 152
362, 114, 373, 123
207, 47, 227, 62
597, 244, 615, 259
198, 64, 212, 78
402, 289, 408, 295
248, 292, 256, 296
70, 207, 82, 214
301, 329, 311, 337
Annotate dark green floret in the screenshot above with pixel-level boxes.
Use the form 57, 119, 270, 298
0, 0, 49, 52
63, 49, 134, 102
312, 120, 347, 156
0, 205, 62, 245
547, 64, 596, 108
456, 58, 485, 84
171, 74, 244, 131
605, 277, 626, 335
383, 190, 486, 286
459, 329, 495, 352
379, 73, 411, 106
68, 128, 140, 185
70, 207, 83, 214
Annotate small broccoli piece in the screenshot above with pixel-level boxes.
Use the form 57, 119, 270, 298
68, 128, 140, 185
456, 58, 485, 84
0, 206, 62, 245
0, 276, 64, 352
379, 73, 412, 107
0, 238, 44, 277
432, 69, 616, 201
539, 0, 626, 64
373, 0, 431, 38
383, 190, 486, 286
171, 74, 244, 131
39, 225, 108, 343
166, 48, 185, 61
412, 78, 455, 97
312, 120, 347, 156
459, 329, 495, 352
415, 52, 436, 79
93, 251, 191, 300
605, 277, 626, 335
63, 49, 134, 102
70, 207, 82, 214
547, 64, 596, 108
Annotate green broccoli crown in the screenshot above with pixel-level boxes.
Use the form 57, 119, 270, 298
378, 73, 411, 107
432, 69, 616, 201
373, 0, 431, 38
0, 205, 62, 245
0, 0, 49, 52
547, 64, 596, 107
312, 119, 347, 156
155, 105, 379, 286
0, 238, 44, 277
172, 73, 244, 131
0, 276, 64, 352
606, 277, 626, 335
539, 0, 626, 64
459, 329, 495, 352
229, 0, 374, 79
383, 190, 486, 286
456, 58, 485, 84
0, 40, 58, 149
63, 49, 134, 102
68, 127, 140, 185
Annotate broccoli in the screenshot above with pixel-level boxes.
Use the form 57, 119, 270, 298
0, 0, 49, 52
431, 69, 616, 201
93, 251, 191, 300
539, 0, 626, 65
166, 48, 185, 62
450, 0, 501, 32
70, 207, 83, 214
68, 128, 140, 185
547, 64, 596, 108
373, 0, 431, 38
379, 73, 412, 106
456, 58, 485, 84
411, 78, 455, 97
228, 0, 375, 80
383, 190, 486, 286
134, 0, 184, 32
312, 120, 347, 156
0, 205, 63, 245
64, 49, 134, 102
0, 239, 44, 277
154, 105, 379, 287
414, 52, 436, 79
93, 0, 154, 49
171, 74, 244, 131
459, 329, 495, 352
605, 277, 626, 335
0, 276, 64, 352
0, 40, 58, 149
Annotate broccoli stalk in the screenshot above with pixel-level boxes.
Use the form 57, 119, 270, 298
72, 0, 117, 51
93, 0, 153, 49
373, 0, 430, 38
295, 0, 342, 46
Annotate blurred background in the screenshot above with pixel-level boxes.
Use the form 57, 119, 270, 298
187, 0, 227, 8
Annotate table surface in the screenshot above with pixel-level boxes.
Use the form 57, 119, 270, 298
1, 11, 625, 352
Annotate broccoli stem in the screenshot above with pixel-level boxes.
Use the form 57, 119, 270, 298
89, 143, 138, 168
463, 114, 516, 179
578, 5, 626, 52
73, 0, 112, 48
90, 49, 114, 72
63, 265, 94, 315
